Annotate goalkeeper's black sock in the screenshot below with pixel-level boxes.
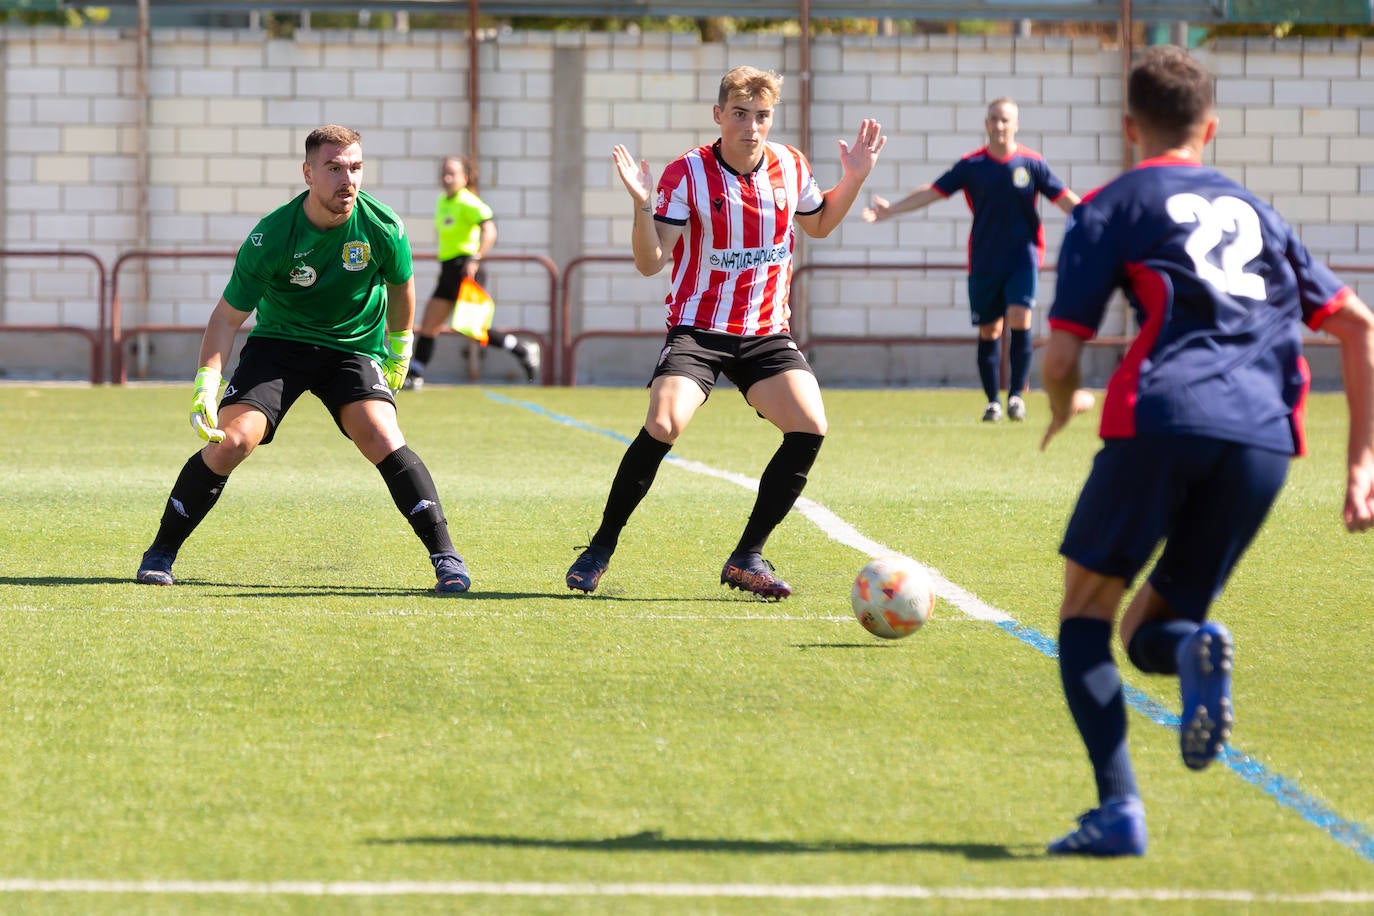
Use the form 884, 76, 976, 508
151, 451, 229, 554
591, 428, 672, 552
734, 432, 824, 556
377, 445, 456, 557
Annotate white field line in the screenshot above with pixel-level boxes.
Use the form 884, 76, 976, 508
0, 879, 1371, 903
669, 456, 1011, 623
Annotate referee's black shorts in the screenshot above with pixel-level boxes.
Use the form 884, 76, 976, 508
429, 256, 486, 302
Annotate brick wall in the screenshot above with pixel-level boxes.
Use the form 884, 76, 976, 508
2, 28, 1372, 383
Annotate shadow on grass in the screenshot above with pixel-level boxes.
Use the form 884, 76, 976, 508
198, 588, 752, 602
365, 830, 1031, 860
1, 576, 135, 586
0, 576, 461, 598
0, 578, 752, 604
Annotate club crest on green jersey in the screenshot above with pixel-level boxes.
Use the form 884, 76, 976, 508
342, 241, 372, 271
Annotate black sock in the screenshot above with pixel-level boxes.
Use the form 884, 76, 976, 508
976, 338, 999, 403
1008, 328, 1032, 396
376, 445, 456, 558
733, 432, 824, 556
412, 335, 437, 377
1127, 619, 1199, 674
1059, 618, 1140, 804
149, 452, 230, 555
591, 428, 672, 552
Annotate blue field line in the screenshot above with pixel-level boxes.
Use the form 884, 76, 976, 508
491, 390, 1374, 864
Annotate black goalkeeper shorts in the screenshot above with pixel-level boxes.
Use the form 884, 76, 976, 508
220, 336, 395, 443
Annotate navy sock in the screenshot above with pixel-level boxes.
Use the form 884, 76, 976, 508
592, 428, 672, 552
1127, 619, 1199, 674
1008, 328, 1032, 396
1059, 618, 1140, 804
976, 338, 999, 403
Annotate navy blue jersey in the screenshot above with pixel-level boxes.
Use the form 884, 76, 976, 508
1050, 156, 1353, 455
933, 145, 1069, 274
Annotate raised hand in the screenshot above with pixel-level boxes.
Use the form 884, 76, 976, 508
837, 118, 886, 181
612, 144, 655, 209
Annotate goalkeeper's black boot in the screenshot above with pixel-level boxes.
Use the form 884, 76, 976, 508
434, 554, 470, 594
137, 546, 176, 586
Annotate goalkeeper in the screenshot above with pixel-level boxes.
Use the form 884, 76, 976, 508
136, 124, 471, 594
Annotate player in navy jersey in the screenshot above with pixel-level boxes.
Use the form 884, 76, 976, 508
864, 98, 1079, 422
1039, 46, 1374, 856
564, 66, 885, 599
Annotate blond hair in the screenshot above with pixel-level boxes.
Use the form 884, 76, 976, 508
717, 66, 782, 108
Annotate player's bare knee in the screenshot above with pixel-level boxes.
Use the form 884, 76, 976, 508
206, 436, 253, 471
642, 418, 681, 444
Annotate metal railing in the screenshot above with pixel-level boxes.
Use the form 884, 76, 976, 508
108, 249, 559, 385
4, 250, 1370, 385
560, 253, 644, 386
108, 249, 239, 384
0, 249, 107, 383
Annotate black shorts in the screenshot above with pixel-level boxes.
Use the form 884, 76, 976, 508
1059, 435, 1290, 621
220, 336, 395, 443
429, 256, 486, 302
650, 326, 814, 399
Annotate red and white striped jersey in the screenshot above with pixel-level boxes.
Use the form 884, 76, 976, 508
653, 140, 824, 335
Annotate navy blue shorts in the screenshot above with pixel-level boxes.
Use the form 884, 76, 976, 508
1059, 435, 1290, 621
967, 264, 1037, 327
221, 336, 395, 444
650, 326, 814, 399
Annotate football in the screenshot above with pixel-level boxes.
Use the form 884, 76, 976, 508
851, 556, 935, 639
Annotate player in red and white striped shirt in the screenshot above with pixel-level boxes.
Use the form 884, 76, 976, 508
566, 65, 885, 599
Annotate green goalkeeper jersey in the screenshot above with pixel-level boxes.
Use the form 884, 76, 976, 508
223, 190, 414, 363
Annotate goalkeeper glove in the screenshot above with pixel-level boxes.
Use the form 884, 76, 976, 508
190, 366, 226, 443
380, 329, 414, 392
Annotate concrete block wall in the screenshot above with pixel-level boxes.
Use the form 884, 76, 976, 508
2, 27, 1372, 384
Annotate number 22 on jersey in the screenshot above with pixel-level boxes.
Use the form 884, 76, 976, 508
1166, 193, 1268, 301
